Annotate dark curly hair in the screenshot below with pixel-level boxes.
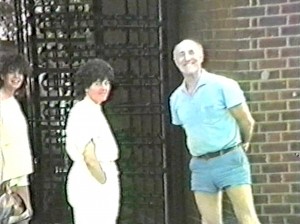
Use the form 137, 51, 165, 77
0, 54, 32, 97
73, 58, 115, 98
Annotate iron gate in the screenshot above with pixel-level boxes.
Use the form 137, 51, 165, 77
14, 0, 177, 223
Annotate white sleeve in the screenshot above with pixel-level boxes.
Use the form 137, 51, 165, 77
65, 106, 93, 161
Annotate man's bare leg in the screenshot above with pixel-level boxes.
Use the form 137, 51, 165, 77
226, 185, 260, 224
194, 191, 223, 224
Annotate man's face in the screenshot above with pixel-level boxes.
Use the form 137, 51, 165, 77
173, 40, 204, 75
1, 70, 25, 92
86, 79, 111, 104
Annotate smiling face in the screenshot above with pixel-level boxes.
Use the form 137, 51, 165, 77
1, 70, 25, 94
86, 79, 111, 104
173, 39, 204, 76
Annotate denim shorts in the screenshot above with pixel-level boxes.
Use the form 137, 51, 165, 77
189, 146, 252, 193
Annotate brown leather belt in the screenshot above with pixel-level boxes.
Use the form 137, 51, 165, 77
195, 144, 241, 160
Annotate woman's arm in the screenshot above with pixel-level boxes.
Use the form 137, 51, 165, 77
83, 140, 106, 184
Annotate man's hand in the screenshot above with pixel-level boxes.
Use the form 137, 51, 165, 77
242, 142, 250, 152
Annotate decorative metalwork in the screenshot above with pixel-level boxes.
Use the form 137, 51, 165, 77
16, 0, 168, 223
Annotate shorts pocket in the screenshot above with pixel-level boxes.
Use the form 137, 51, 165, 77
225, 149, 246, 166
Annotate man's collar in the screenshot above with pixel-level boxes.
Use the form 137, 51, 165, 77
179, 69, 210, 93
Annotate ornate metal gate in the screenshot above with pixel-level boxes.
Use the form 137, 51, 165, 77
14, 0, 178, 223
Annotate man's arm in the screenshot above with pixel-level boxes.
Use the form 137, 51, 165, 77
83, 140, 106, 184
229, 102, 255, 151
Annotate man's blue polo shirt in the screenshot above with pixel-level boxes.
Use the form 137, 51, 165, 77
169, 69, 245, 156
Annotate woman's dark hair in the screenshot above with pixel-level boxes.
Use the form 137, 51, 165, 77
73, 58, 114, 98
0, 54, 32, 97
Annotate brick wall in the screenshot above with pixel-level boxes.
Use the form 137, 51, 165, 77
177, 0, 300, 223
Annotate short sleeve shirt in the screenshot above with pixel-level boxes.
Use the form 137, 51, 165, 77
169, 69, 245, 156
65, 97, 119, 163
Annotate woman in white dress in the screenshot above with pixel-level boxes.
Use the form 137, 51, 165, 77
0, 54, 34, 224
65, 59, 120, 224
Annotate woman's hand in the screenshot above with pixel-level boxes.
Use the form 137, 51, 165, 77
0, 180, 10, 194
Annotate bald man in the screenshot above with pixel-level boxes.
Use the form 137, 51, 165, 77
169, 39, 260, 224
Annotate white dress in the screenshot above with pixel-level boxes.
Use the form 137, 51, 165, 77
0, 96, 33, 185
65, 97, 120, 224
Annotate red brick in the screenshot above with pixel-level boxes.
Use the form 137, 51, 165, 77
282, 3, 300, 14
261, 184, 289, 193
282, 25, 300, 35
269, 173, 283, 183
289, 15, 300, 24
266, 48, 279, 58
282, 153, 300, 162
266, 133, 281, 142
269, 195, 283, 203
248, 154, 267, 163
205, 60, 250, 71
252, 133, 266, 142
226, 0, 250, 7
207, 39, 250, 50
281, 69, 300, 78
232, 7, 265, 17
289, 121, 300, 130
252, 174, 268, 183
281, 47, 300, 57
289, 37, 300, 46
289, 163, 300, 172
286, 216, 300, 224
252, 184, 262, 193
266, 154, 282, 162
260, 101, 287, 111
270, 216, 285, 223
211, 18, 250, 29
252, 112, 266, 122
289, 58, 300, 67
260, 122, 287, 132
260, 0, 287, 4
248, 102, 259, 111
253, 194, 268, 203
250, 92, 265, 101
291, 184, 300, 192
282, 111, 300, 120
264, 92, 279, 100
266, 6, 280, 15
259, 16, 286, 26
266, 113, 280, 121
257, 216, 270, 223
251, 164, 262, 174
289, 100, 300, 109
261, 143, 288, 153
259, 37, 286, 48
260, 80, 287, 90
258, 59, 287, 69
280, 90, 300, 100
266, 27, 280, 37
282, 132, 300, 141
288, 79, 300, 88
290, 142, 300, 151
292, 204, 300, 213
239, 82, 251, 91
262, 164, 288, 173
284, 194, 300, 203
283, 173, 300, 182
